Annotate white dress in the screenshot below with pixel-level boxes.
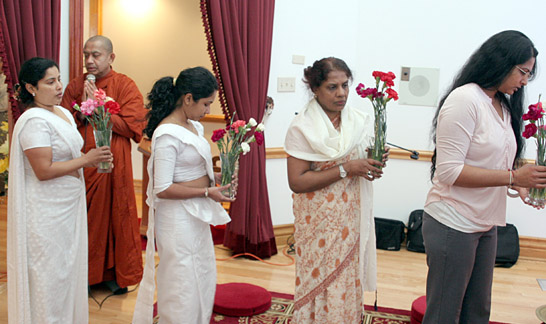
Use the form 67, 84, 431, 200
133, 122, 231, 324
7, 107, 88, 324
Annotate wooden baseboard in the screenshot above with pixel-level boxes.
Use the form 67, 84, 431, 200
273, 224, 295, 247
135, 180, 545, 261
272, 225, 546, 261
519, 236, 546, 261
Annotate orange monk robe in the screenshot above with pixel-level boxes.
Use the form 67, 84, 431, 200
61, 70, 146, 288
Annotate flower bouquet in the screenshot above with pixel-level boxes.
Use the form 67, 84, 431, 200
522, 97, 546, 207
356, 71, 398, 166
211, 115, 265, 198
72, 89, 121, 173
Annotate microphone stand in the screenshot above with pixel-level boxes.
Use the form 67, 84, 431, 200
386, 142, 419, 160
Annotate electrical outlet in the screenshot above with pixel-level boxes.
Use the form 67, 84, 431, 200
277, 77, 295, 92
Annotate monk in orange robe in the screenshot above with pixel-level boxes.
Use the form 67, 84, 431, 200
61, 35, 145, 292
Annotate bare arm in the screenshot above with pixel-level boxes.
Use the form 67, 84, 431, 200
156, 182, 234, 203
287, 156, 384, 193
454, 164, 546, 188
24, 146, 112, 181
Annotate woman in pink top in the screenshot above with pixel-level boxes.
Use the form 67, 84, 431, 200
422, 30, 546, 324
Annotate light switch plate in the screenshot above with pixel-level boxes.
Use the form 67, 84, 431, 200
277, 77, 296, 92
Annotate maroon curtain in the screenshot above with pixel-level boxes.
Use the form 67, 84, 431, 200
201, 0, 277, 258
0, 0, 61, 121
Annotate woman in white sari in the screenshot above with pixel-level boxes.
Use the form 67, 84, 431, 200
133, 67, 232, 324
8, 57, 112, 324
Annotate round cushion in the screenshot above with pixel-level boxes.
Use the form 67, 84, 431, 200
213, 283, 272, 317
411, 295, 426, 324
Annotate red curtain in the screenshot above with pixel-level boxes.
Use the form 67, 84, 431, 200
0, 0, 61, 121
201, 0, 277, 258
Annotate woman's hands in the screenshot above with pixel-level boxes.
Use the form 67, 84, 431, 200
207, 184, 236, 202
512, 164, 546, 189
83, 146, 113, 168
343, 158, 385, 181
214, 171, 239, 196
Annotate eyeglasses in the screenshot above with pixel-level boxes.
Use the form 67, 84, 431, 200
516, 66, 534, 78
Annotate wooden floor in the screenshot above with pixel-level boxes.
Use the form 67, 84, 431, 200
1, 195, 546, 323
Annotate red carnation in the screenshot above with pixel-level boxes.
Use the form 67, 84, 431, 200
105, 101, 121, 114
526, 102, 545, 121
372, 71, 384, 79
523, 123, 538, 139
255, 131, 264, 145
211, 128, 226, 142
385, 88, 399, 101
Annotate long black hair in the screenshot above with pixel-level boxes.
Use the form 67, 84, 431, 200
17, 57, 58, 111
430, 30, 538, 180
144, 66, 218, 138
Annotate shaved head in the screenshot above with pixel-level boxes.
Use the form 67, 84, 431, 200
83, 35, 115, 79
85, 35, 113, 54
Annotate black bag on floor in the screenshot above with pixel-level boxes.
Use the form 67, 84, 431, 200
406, 209, 425, 253
495, 223, 519, 268
375, 217, 405, 251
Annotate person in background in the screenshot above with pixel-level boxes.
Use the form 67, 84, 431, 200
285, 57, 387, 323
132, 67, 233, 324
8, 57, 111, 323
423, 30, 546, 323
61, 35, 146, 294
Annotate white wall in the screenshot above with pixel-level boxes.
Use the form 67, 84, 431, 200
266, 0, 546, 237
57, 0, 546, 236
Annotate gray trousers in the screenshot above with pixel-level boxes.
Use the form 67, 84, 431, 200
421, 212, 497, 324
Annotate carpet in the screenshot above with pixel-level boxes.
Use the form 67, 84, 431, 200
151, 292, 510, 324
152, 292, 412, 324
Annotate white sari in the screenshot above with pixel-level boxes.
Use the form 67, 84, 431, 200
133, 122, 230, 324
7, 107, 88, 324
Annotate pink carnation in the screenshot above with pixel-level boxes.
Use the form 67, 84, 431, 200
231, 120, 246, 133
94, 89, 107, 101
80, 99, 97, 116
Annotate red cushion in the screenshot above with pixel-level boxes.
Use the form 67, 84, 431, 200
213, 283, 272, 317
411, 295, 427, 323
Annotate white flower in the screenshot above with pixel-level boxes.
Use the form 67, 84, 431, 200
248, 118, 257, 127
241, 142, 251, 155
256, 123, 265, 132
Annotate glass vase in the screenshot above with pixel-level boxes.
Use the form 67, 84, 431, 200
529, 142, 546, 207
220, 152, 239, 199
93, 128, 112, 173
368, 106, 387, 167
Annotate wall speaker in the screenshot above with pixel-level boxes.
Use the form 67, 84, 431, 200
398, 67, 440, 107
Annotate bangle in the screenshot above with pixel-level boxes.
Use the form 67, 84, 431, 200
508, 169, 515, 188
204, 187, 209, 198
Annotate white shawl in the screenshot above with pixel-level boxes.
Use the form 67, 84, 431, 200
133, 122, 230, 324
284, 98, 377, 292
7, 107, 86, 323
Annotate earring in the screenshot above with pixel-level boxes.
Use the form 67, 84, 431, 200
32, 93, 35, 97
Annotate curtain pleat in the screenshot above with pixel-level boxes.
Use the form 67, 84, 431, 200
201, 0, 277, 258
0, 0, 61, 121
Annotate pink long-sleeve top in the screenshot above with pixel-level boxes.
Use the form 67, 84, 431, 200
425, 83, 516, 226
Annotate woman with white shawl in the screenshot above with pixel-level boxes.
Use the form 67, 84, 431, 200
285, 57, 388, 323
132, 67, 232, 324
8, 57, 112, 323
